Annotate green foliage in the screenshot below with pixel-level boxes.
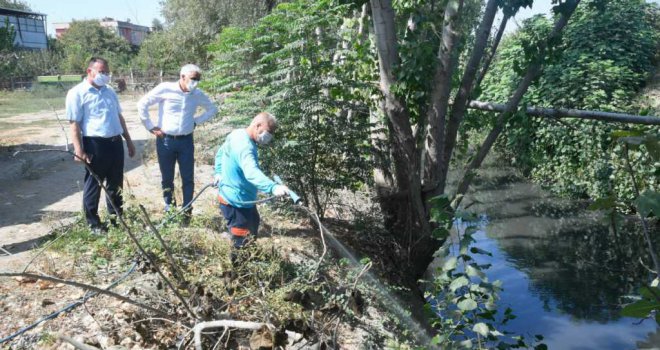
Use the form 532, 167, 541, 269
58, 20, 134, 74
133, 30, 185, 73
0, 0, 30, 11
477, 0, 660, 204
424, 210, 541, 349
621, 284, 660, 322
207, 0, 373, 215
158, 0, 282, 65
0, 17, 16, 52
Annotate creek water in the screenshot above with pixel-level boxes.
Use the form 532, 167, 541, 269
443, 166, 660, 349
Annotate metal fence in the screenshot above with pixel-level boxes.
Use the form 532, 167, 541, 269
0, 77, 34, 90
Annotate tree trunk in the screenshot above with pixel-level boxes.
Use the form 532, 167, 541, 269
474, 14, 509, 90
439, 0, 499, 195
455, 0, 582, 200
370, 0, 432, 269
423, 0, 463, 203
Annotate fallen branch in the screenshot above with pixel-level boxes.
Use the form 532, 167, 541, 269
307, 209, 328, 282
58, 334, 100, 350
12, 148, 199, 320
0, 272, 168, 317
192, 320, 303, 350
468, 100, 660, 125
137, 204, 187, 285
352, 261, 373, 290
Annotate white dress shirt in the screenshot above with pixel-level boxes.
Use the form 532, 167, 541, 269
137, 81, 217, 135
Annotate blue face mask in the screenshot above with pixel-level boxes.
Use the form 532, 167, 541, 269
93, 73, 110, 87
256, 131, 273, 145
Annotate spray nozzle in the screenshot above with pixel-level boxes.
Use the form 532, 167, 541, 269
273, 175, 302, 205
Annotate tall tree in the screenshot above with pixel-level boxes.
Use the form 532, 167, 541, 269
159, 0, 284, 65
369, 0, 581, 276
58, 20, 133, 73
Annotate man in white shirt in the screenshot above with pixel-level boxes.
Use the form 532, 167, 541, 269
137, 64, 218, 222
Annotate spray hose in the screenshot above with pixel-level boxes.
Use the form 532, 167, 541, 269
214, 175, 302, 206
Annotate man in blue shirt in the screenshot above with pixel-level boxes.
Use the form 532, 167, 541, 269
214, 112, 290, 247
137, 64, 217, 223
67, 57, 135, 234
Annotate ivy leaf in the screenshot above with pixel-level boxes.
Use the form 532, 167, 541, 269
621, 300, 660, 318
450, 276, 470, 292
443, 257, 458, 272
457, 298, 478, 311
432, 227, 449, 240
634, 190, 660, 217
472, 322, 490, 337
640, 286, 660, 300
466, 264, 486, 279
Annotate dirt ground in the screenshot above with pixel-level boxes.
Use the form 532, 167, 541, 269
0, 97, 219, 270
0, 96, 402, 350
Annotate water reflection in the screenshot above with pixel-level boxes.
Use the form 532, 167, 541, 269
450, 167, 660, 349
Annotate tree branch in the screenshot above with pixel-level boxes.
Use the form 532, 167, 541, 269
468, 100, 660, 125
440, 0, 499, 194
474, 14, 509, 90
0, 272, 169, 317
455, 0, 582, 201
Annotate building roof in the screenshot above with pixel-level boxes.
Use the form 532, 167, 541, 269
0, 6, 47, 17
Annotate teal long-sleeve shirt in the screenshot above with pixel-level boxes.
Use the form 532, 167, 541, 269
214, 129, 277, 208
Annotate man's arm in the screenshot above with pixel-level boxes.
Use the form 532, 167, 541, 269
239, 148, 276, 194
69, 121, 90, 163
65, 88, 89, 163
136, 85, 164, 136
118, 113, 135, 158
193, 92, 218, 125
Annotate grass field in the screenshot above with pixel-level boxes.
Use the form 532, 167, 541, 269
0, 89, 66, 119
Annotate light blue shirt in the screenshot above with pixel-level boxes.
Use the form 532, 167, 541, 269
136, 81, 217, 136
66, 80, 124, 137
214, 129, 277, 208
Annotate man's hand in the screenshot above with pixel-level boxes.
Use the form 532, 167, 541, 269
273, 185, 290, 197
213, 174, 222, 187
74, 148, 91, 163
151, 127, 165, 138
127, 140, 136, 158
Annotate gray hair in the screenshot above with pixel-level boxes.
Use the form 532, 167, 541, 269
251, 112, 278, 128
180, 64, 201, 76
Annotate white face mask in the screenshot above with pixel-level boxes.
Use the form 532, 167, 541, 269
186, 79, 199, 92
256, 131, 273, 145
93, 73, 110, 87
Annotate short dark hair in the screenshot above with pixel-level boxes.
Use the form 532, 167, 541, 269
88, 57, 108, 68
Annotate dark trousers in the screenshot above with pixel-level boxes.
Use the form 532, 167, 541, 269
156, 134, 194, 210
82, 136, 124, 228
220, 203, 260, 248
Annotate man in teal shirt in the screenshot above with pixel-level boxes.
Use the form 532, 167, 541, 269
214, 112, 289, 247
